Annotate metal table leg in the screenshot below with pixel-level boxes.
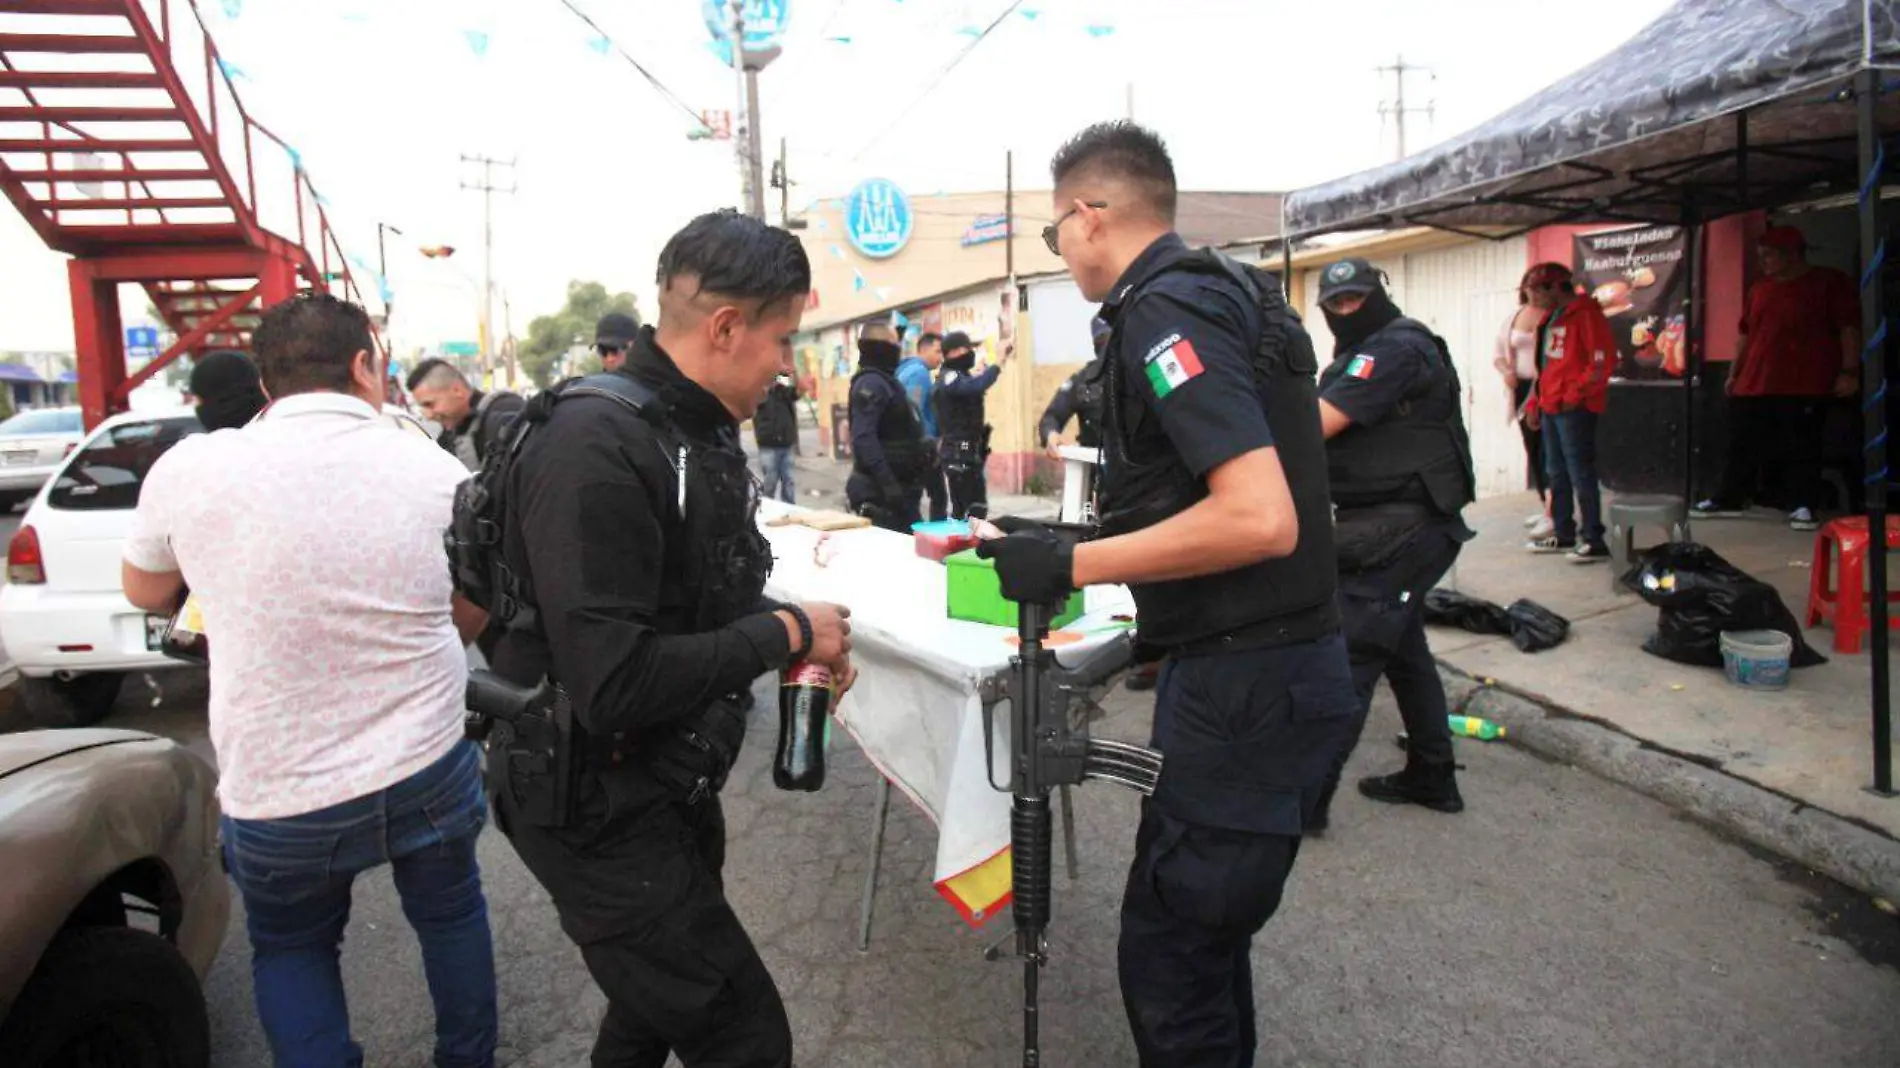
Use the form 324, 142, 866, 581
857, 776, 893, 952
1060, 784, 1079, 881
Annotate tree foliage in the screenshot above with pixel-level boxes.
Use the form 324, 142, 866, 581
518, 280, 640, 388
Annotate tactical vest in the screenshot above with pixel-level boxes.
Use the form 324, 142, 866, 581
1319, 317, 1476, 516
1071, 363, 1107, 448
849, 366, 930, 480
1098, 248, 1339, 648
458, 374, 771, 641
935, 365, 986, 442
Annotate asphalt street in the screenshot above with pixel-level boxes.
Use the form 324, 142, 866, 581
97, 669, 1900, 1068
11, 433, 1900, 1065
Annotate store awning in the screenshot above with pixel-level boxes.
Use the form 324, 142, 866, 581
0, 363, 46, 384
1284, 0, 1900, 238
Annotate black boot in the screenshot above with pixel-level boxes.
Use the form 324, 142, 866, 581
1358, 757, 1464, 813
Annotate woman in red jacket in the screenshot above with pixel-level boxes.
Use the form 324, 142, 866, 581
1523, 263, 1615, 562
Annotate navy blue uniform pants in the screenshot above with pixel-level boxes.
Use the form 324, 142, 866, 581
1331, 522, 1463, 777
1119, 634, 1357, 1067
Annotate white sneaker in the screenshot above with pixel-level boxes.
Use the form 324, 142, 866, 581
1526, 535, 1575, 554
1523, 512, 1548, 529
1526, 515, 1555, 540
1790, 507, 1820, 531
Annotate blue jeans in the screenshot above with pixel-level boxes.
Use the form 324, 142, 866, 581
221, 741, 498, 1068
1543, 409, 1605, 547
758, 446, 795, 504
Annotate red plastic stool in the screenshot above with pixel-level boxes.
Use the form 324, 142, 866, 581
1806, 516, 1900, 654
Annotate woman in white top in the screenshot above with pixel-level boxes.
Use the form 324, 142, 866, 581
1495, 265, 1556, 539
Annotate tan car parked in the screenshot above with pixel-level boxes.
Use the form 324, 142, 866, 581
0, 728, 229, 1067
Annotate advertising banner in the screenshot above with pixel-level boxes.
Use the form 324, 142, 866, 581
1572, 224, 1689, 382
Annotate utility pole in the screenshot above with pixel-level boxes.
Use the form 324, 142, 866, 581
459, 154, 516, 384
1375, 54, 1435, 160
776, 137, 789, 225
728, 0, 771, 220
1126, 82, 1134, 121
1004, 150, 1014, 281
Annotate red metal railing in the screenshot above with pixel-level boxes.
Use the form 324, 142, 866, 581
117, 0, 377, 315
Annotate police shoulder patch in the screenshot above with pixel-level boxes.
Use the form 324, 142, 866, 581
943, 370, 960, 384
1345, 354, 1376, 380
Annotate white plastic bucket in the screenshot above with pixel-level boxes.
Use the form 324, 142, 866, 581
1720, 630, 1793, 691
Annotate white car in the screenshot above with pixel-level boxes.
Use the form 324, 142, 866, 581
1, 402, 438, 728
0, 408, 84, 514
1, 408, 207, 728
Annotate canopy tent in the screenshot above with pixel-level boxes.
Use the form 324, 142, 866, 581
1280, 0, 1899, 798
1284, 0, 1900, 238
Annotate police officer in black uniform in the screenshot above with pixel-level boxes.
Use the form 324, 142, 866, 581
1038, 316, 1110, 456
845, 321, 933, 531
977, 121, 1358, 1068
935, 329, 1007, 518
489, 211, 854, 1068
1311, 257, 1476, 829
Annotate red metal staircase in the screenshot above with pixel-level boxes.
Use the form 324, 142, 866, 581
0, 0, 378, 427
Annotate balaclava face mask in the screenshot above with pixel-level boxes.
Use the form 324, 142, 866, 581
943, 349, 977, 373
1322, 286, 1404, 355
857, 337, 902, 373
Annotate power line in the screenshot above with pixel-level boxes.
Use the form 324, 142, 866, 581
551, 0, 706, 128
845, 0, 1028, 163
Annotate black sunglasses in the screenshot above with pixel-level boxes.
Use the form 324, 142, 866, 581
1042, 201, 1107, 255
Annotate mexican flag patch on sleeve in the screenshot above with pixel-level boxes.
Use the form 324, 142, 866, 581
1143, 334, 1205, 399
1346, 354, 1376, 379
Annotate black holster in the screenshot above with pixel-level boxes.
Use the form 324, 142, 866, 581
466, 671, 582, 828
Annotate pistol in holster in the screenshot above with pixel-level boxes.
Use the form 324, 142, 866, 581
465, 670, 581, 829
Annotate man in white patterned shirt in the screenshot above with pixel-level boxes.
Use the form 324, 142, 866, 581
122, 293, 498, 1068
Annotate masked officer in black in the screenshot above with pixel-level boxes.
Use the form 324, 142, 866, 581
1038, 316, 1110, 457
1310, 258, 1476, 829
490, 211, 855, 1068
935, 329, 1008, 518
977, 120, 1357, 1068
845, 321, 933, 531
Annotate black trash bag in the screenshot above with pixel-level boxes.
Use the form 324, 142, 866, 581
1623, 542, 1827, 669
1505, 599, 1570, 652
1423, 588, 1511, 636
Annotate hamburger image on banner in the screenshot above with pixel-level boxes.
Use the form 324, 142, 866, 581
1572, 224, 1689, 382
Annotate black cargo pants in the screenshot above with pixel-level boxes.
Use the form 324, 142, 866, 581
1119, 632, 1357, 1067
499, 774, 791, 1068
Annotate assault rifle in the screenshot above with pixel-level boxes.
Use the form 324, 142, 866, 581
977, 521, 1163, 1067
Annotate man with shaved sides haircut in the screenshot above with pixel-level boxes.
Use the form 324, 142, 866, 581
407, 357, 524, 471
975, 122, 1356, 1066
489, 210, 854, 1067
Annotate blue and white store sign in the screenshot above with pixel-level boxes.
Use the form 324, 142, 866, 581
702, 0, 790, 66
844, 178, 912, 259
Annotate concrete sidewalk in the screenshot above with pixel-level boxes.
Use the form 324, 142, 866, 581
1431, 492, 1900, 901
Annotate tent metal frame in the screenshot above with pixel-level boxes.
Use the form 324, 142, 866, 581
1280, 81, 1896, 798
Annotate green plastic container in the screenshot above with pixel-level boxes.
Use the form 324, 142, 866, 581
944, 548, 1084, 629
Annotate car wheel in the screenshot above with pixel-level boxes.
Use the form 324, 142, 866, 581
13, 673, 127, 728
0, 926, 211, 1068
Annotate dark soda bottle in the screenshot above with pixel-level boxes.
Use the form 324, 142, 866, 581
774, 661, 833, 791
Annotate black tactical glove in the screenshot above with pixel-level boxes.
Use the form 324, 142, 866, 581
642, 696, 748, 804
878, 475, 909, 507
975, 516, 1075, 605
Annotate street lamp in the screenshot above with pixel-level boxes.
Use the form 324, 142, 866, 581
377, 222, 403, 319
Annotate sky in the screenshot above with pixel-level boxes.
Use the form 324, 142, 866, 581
0, 0, 1679, 356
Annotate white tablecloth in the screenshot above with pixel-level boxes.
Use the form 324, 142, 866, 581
756, 500, 1134, 922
